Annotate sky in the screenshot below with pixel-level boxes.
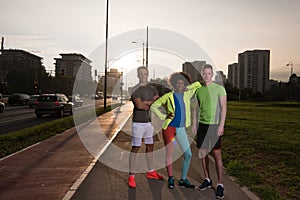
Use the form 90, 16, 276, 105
1, 0, 300, 84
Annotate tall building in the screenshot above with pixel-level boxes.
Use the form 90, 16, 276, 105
98, 68, 123, 95
228, 63, 240, 88
0, 49, 44, 85
216, 70, 226, 84
238, 50, 270, 93
182, 61, 206, 82
54, 53, 92, 81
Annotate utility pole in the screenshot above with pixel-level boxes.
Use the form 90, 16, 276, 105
146, 26, 148, 68
286, 61, 293, 76
286, 61, 294, 102
104, 0, 109, 108
1, 37, 4, 50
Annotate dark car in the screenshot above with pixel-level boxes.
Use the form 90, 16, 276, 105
35, 93, 73, 118
8, 93, 30, 106
0, 101, 4, 113
28, 95, 39, 108
0, 93, 4, 112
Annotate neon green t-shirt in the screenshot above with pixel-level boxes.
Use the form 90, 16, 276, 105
195, 82, 226, 125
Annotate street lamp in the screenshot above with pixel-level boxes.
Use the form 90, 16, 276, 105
286, 61, 293, 76
120, 82, 124, 105
286, 61, 294, 102
120, 66, 127, 95
132, 40, 145, 66
104, 0, 109, 108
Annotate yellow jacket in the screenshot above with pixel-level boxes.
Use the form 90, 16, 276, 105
150, 81, 202, 130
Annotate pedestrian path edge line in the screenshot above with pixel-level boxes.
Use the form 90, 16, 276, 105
62, 105, 132, 200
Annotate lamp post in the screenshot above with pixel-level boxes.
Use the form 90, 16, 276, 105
132, 40, 145, 66
286, 61, 293, 76
120, 66, 127, 95
104, 0, 109, 108
286, 61, 294, 102
120, 82, 124, 105
146, 26, 148, 68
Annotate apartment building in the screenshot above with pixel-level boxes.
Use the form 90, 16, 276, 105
54, 53, 92, 81
228, 63, 240, 88
182, 61, 206, 82
0, 49, 43, 84
228, 50, 270, 93
238, 50, 270, 93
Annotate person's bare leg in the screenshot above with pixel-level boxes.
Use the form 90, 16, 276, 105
145, 144, 154, 170
213, 148, 223, 184
129, 146, 140, 174
200, 148, 210, 179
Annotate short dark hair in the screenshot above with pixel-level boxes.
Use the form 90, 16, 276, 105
168, 72, 191, 89
137, 66, 148, 74
202, 64, 214, 72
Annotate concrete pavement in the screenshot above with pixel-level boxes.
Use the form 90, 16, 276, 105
0, 101, 259, 200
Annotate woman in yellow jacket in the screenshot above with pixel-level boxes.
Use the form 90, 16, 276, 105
151, 72, 201, 189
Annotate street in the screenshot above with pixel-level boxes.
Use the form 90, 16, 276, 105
0, 98, 117, 135
0, 105, 56, 135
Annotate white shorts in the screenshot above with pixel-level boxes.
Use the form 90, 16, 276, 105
132, 122, 154, 146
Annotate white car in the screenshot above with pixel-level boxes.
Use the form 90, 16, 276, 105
68, 95, 83, 107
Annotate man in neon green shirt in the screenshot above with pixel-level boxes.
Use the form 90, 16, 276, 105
192, 64, 227, 199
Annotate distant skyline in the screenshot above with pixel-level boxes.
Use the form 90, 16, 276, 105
1, 0, 299, 82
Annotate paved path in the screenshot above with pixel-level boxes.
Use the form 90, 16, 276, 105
0, 102, 259, 200
71, 113, 258, 200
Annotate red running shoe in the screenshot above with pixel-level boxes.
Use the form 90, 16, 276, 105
128, 175, 136, 188
146, 170, 164, 180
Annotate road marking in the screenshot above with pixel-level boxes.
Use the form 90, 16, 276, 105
0, 115, 34, 125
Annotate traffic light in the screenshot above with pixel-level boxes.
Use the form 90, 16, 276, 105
34, 81, 38, 89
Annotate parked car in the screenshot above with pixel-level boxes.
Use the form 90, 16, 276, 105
0, 101, 5, 113
90, 94, 102, 100
28, 95, 39, 108
35, 93, 73, 118
1, 95, 9, 104
68, 95, 83, 107
8, 93, 30, 106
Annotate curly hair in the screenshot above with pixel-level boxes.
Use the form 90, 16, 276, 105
168, 72, 192, 89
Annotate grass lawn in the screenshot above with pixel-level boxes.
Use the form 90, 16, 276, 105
222, 101, 300, 200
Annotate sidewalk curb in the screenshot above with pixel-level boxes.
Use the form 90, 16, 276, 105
62, 105, 132, 200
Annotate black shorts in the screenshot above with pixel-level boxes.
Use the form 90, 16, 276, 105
196, 123, 222, 149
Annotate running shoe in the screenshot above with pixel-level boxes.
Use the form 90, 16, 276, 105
216, 185, 225, 199
198, 179, 212, 191
128, 175, 136, 188
146, 170, 164, 180
168, 177, 174, 189
178, 179, 195, 189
